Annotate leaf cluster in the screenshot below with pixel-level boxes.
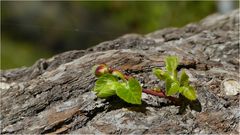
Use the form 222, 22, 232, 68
92, 56, 197, 106
153, 56, 197, 100
93, 66, 142, 105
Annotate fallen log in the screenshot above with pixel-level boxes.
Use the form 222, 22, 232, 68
1, 10, 239, 134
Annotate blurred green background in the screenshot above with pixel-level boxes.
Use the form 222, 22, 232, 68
1, 1, 238, 69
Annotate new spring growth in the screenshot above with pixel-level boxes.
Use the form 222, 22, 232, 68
94, 64, 125, 80
153, 56, 197, 101
92, 56, 198, 106
111, 70, 126, 80
93, 64, 142, 104
94, 64, 109, 77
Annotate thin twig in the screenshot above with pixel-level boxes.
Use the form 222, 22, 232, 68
142, 89, 180, 106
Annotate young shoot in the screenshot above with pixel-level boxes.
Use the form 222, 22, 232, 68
92, 56, 198, 106
153, 56, 197, 100
93, 64, 142, 104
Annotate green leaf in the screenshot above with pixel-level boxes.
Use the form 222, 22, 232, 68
165, 78, 174, 92
93, 74, 118, 98
180, 86, 197, 100
179, 69, 189, 86
116, 77, 142, 104
166, 81, 180, 96
153, 68, 168, 80
165, 56, 179, 77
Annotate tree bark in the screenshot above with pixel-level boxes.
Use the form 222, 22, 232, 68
1, 10, 239, 134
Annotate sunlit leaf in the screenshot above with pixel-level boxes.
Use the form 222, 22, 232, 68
165, 78, 173, 92
116, 77, 142, 104
179, 69, 189, 86
180, 86, 197, 100
153, 68, 169, 80
166, 81, 180, 96
93, 74, 118, 98
165, 56, 179, 77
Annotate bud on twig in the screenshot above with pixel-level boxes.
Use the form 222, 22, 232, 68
94, 64, 109, 77
111, 70, 125, 80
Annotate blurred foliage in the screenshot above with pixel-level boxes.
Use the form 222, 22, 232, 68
1, 36, 51, 69
1, 1, 219, 69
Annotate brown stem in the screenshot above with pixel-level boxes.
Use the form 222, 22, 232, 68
108, 66, 181, 106
142, 89, 180, 106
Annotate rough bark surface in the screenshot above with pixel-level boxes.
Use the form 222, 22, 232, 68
1, 10, 239, 134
